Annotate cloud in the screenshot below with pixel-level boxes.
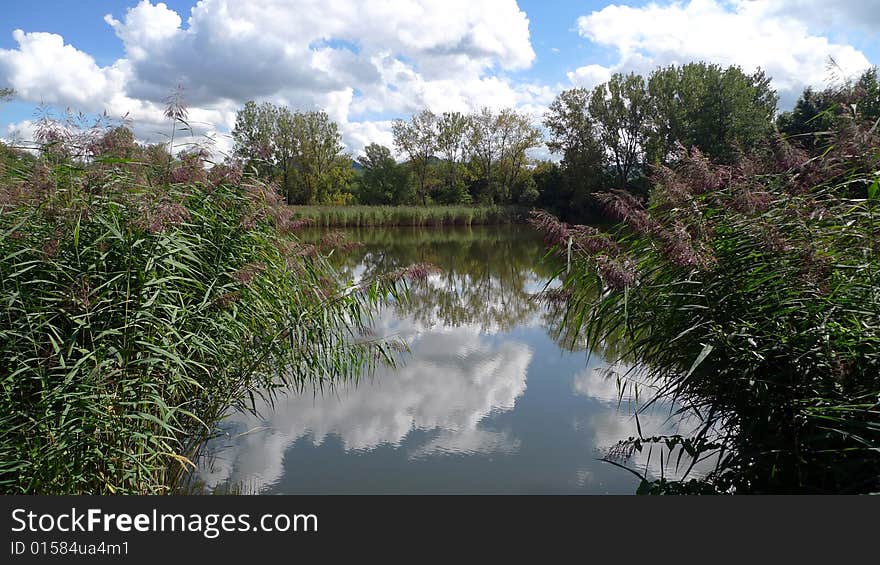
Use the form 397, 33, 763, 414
1, 0, 542, 156
566, 63, 612, 90
0, 30, 128, 108
742, 0, 880, 33
572, 362, 719, 481
569, 0, 874, 107
196, 317, 532, 490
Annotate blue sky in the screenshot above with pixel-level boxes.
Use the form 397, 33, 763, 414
1, 1, 878, 155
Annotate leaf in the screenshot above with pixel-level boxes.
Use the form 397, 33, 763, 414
684, 343, 714, 380
868, 176, 879, 201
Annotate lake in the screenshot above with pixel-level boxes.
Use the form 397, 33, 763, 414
192, 225, 701, 494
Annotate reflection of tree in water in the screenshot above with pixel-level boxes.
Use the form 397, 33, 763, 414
302, 224, 636, 358
308, 226, 557, 332
540, 286, 633, 362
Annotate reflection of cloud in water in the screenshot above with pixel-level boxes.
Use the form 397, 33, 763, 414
572, 363, 650, 405
409, 429, 520, 460
572, 363, 718, 483
197, 318, 532, 490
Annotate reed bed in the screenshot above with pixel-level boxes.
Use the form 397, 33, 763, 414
0, 134, 422, 494
532, 125, 880, 494
289, 205, 525, 227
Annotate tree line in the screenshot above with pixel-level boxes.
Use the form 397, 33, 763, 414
231, 103, 543, 207
5, 63, 878, 219
8, 60, 859, 221
230, 62, 786, 216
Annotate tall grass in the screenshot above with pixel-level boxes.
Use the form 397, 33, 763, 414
532, 121, 880, 493
0, 124, 423, 494
289, 205, 525, 227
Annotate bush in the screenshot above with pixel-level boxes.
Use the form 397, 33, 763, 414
532, 122, 880, 493
0, 130, 417, 493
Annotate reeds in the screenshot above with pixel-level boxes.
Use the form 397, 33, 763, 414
0, 128, 413, 494
288, 205, 525, 228
532, 124, 880, 493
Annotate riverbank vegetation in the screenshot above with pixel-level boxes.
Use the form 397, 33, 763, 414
227, 62, 791, 225
3, 58, 879, 494
531, 70, 880, 493
288, 205, 523, 227
0, 110, 425, 494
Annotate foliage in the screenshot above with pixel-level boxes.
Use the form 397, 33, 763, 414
589, 73, 651, 189
645, 62, 777, 165
0, 120, 421, 494
356, 143, 412, 205
778, 67, 880, 153
232, 102, 353, 204
544, 63, 779, 220
543, 88, 608, 219
435, 112, 471, 204
392, 110, 439, 205
466, 107, 542, 205
531, 113, 880, 493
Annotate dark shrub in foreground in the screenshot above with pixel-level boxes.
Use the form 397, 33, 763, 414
532, 120, 880, 493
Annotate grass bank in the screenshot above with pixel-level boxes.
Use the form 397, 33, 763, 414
289, 205, 526, 227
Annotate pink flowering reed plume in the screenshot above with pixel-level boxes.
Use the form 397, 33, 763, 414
137, 199, 191, 234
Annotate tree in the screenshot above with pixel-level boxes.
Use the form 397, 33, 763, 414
465, 107, 499, 204
589, 73, 650, 189
0, 88, 13, 103
857, 67, 880, 121
232, 102, 353, 204
435, 111, 470, 204
646, 63, 778, 164
392, 110, 437, 205
544, 89, 606, 218
531, 160, 563, 210
778, 67, 880, 152
467, 107, 541, 205
356, 143, 411, 205
232, 101, 282, 180
776, 87, 838, 152
494, 109, 542, 203
289, 110, 353, 204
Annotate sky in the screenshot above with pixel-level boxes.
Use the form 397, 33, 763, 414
1, 0, 878, 158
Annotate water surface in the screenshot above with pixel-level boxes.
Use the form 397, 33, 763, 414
194, 225, 695, 494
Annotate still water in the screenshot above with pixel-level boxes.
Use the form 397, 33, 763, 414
194, 225, 696, 494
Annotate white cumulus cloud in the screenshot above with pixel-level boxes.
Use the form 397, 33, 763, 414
1, 0, 542, 155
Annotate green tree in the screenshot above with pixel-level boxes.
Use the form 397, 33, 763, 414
589, 73, 650, 189
356, 143, 411, 205
778, 67, 879, 152
646, 62, 777, 164
465, 107, 500, 204
776, 87, 838, 152
531, 160, 562, 210
435, 111, 470, 204
544, 89, 606, 218
392, 110, 437, 205
466, 107, 540, 205
857, 67, 880, 120
232, 102, 353, 204
289, 110, 353, 204
494, 108, 542, 203
232, 101, 283, 182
